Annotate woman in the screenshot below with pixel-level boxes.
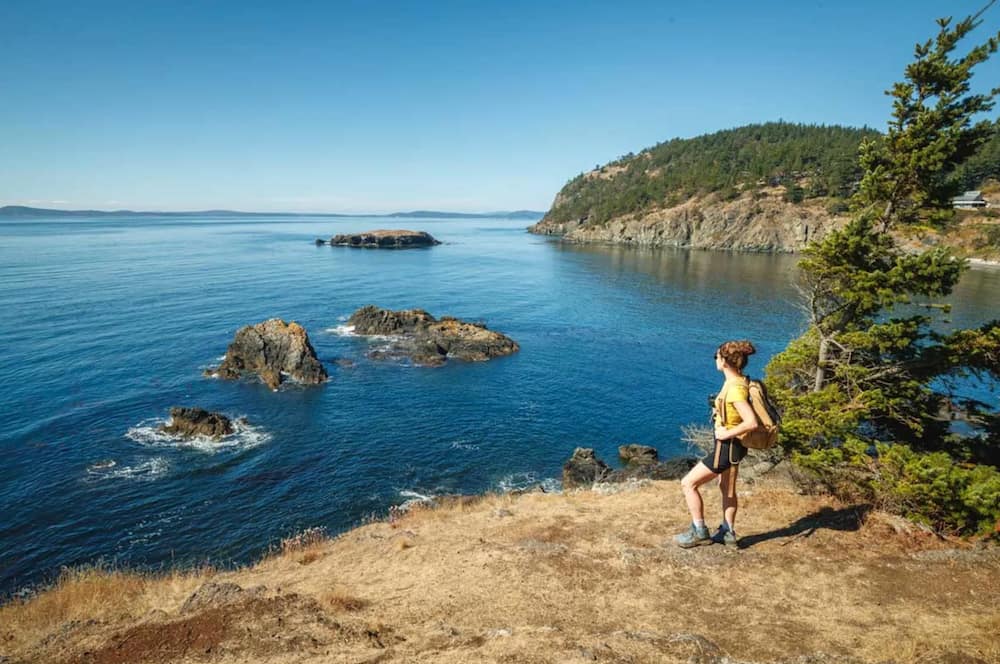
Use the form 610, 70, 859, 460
674, 340, 759, 548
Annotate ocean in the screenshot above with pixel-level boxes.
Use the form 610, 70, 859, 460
2, 214, 998, 595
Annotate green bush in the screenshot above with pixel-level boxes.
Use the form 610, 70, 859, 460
971, 223, 1000, 249
784, 184, 805, 204
825, 199, 850, 215
794, 442, 1000, 536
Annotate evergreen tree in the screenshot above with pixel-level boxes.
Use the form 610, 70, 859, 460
765, 8, 1000, 534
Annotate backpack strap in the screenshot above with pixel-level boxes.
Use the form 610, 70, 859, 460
716, 384, 728, 427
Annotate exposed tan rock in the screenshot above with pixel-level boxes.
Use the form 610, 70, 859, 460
530, 191, 846, 252
207, 318, 328, 390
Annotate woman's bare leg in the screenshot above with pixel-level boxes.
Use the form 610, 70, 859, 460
681, 462, 718, 523
719, 465, 739, 529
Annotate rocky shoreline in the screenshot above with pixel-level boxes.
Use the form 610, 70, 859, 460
529, 190, 844, 253
530, 188, 1000, 260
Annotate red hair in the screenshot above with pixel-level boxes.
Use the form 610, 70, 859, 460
718, 340, 756, 370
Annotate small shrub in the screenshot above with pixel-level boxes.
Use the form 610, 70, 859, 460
794, 442, 1000, 535
825, 199, 850, 215
971, 224, 1000, 248
784, 184, 805, 204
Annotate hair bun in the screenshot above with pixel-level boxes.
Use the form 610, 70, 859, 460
717, 340, 756, 370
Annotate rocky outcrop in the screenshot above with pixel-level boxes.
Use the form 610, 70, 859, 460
605, 456, 698, 483
330, 230, 440, 248
347, 305, 519, 366
529, 191, 846, 252
160, 407, 234, 439
563, 447, 698, 489
619, 444, 658, 466
349, 307, 437, 335
207, 319, 328, 390
562, 448, 611, 488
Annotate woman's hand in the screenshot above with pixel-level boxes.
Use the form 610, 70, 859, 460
714, 426, 729, 440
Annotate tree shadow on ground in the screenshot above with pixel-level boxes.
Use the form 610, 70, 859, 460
740, 504, 872, 549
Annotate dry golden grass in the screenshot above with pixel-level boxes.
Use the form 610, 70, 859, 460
0, 565, 207, 658
321, 589, 370, 613
3, 477, 998, 664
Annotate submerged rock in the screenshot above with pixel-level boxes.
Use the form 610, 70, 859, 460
346, 305, 519, 366
160, 407, 234, 439
330, 230, 440, 248
206, 318, 328, 390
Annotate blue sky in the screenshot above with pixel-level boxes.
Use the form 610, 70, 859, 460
1, 1, 998, 213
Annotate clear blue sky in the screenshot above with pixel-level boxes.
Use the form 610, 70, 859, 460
1, 1, 998, 213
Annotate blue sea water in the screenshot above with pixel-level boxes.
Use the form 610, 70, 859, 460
1, 214, 998, 595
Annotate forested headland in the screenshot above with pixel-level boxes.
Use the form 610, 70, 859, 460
532, 119, 1000, 258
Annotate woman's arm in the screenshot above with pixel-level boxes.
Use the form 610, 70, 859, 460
714, 399, 759, 440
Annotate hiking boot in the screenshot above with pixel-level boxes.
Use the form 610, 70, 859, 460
711, 523, 739, 548
673, 523, 712, 548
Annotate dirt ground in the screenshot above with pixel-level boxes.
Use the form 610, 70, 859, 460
3, 474, 999, 664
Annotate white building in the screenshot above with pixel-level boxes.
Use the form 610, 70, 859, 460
951, 190, 988, 209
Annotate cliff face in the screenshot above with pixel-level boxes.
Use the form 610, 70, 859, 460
529, 189, 847, 253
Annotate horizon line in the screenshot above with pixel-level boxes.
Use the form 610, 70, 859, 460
0, 204, 547, 218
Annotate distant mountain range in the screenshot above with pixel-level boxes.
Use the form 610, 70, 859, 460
0, 205, 544, 220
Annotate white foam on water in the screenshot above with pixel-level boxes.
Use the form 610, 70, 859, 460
449, 439, 480, 451
199, 355, 228, 373
496, 472, 561, 494
398, 489, 434, 502
395, 489, 436, 512
328, 324, 402, 344
327, 324, 357, 336
88, 457, 169, 482
125, 416, 271, 453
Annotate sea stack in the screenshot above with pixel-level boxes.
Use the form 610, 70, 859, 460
207, 319, 328, 389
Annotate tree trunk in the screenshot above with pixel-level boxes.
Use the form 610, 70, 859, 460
814, 337, 829, 392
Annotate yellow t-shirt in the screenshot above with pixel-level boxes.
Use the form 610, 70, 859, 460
714, 377, 749, 429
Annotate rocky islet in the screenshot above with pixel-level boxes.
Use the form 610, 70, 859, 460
347, 305, 520, 366
206, 318, 328, 390
319, 229, 441, 248
159, 407, 236, 439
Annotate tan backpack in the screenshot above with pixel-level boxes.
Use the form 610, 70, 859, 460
724, 378, 781, 450
738, 378, 781, 450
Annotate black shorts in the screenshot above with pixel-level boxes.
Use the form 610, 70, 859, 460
702, 438, 747, 474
